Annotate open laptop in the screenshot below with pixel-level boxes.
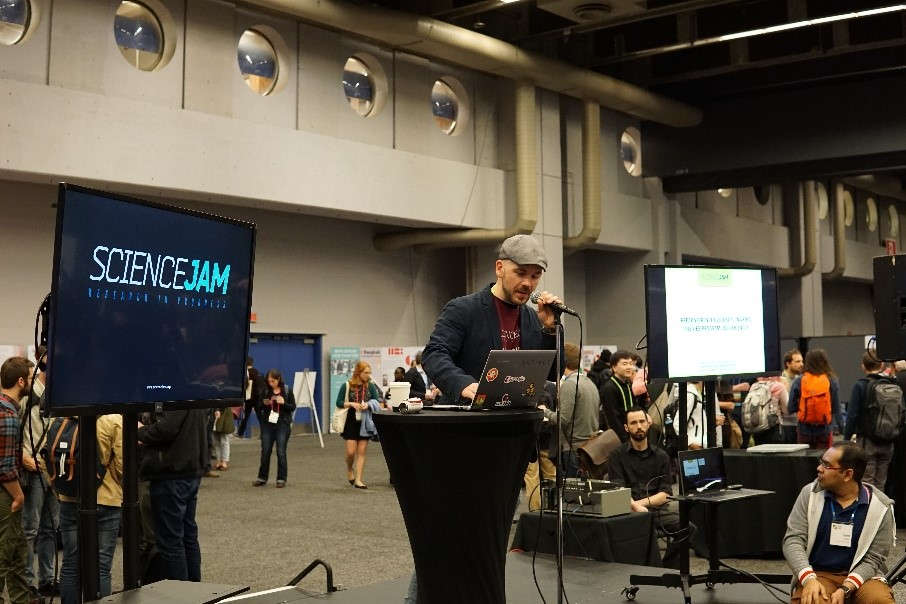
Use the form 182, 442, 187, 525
677, 447, 752, 501
431, 349, 556, 411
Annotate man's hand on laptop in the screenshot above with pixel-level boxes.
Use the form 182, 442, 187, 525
461, 383, 478, 400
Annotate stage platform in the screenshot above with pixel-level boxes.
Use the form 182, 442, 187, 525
222, 551, 789, 603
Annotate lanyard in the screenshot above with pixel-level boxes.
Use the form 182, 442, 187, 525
610, 376, 630, 411
831, 488, 865, 524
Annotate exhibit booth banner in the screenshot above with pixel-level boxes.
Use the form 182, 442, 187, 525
329, 347, 359, 432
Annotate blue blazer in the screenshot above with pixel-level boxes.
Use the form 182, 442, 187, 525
422, 284, 562, 402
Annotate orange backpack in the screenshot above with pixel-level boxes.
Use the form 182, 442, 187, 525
798, 373, 832, 425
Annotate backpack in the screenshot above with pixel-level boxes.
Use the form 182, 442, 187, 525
862, 375, 906, 442
43, 417, 106, 499
798, 373, 832, 425
742, 381, 779, 434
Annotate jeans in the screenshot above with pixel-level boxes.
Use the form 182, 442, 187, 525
212, 432, 231, 462
258, 422, 290, 482
0, 489, 29, 604
149, 478, 201, 582
22, 472, 59, 588
59, 501, 122, 604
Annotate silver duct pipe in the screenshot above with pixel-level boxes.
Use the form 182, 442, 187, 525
823, 182, 846, 280
240, 0, 702, 127
779, 181, 818, 278
374, 81, 537, 252
564, 101, 602, 252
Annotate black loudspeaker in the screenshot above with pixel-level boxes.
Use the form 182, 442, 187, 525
873, 255, 906, 360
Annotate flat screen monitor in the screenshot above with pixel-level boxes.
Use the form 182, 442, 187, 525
47, 184, 256, 414
644, 265, 780, 381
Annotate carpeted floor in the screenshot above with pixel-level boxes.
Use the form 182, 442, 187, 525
8, 432, 905, 602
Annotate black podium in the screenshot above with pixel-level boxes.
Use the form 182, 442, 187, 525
374, 409, 542, 604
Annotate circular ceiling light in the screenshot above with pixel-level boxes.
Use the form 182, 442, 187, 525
717, 188, 734, 198
888, 205, 899, 239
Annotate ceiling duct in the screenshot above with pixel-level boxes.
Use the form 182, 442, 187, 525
538, 0, 642, 23
240, 0, 701, 127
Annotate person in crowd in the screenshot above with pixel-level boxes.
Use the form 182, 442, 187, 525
728, 380, 753, 448
538, 343, 599, 478
749, 376, 789, 446
254, 369, 296, 488
783, 442, 895, 604
204, 408, 220, 479
599, 351, 641, 442
421, 234, 563, 404
788, 349, 841, 450
665, 382, 724, 449
19, 349, 59, 598
211, 404, 235, 471
416, 234, 564, 603
50, 413, 123, 604
894, 359, 906, 395
844, 354, 899, 490
404, 350, 432, 401
631, 354, 651, 408
138, 406, 208, 582
586, 350, 612, 388
393, 366, 407, 383
335, 361, 382, 489
237, 358, 264, 439
525, 380, 558, 510
0, 357, 30, 604
780, 349, 804, 444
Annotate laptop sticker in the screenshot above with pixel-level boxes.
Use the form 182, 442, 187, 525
486, 368, 499, 382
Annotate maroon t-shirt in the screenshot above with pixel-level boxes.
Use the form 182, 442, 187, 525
493, 296, 521, 350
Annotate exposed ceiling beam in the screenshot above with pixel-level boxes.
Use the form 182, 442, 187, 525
620, 37, 906, 89
515, 0, 741, 43
595, 4, 906, 66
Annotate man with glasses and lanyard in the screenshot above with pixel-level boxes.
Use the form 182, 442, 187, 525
783, 442, 895, 603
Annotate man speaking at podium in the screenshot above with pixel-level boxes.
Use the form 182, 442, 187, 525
422, 234, 564, 402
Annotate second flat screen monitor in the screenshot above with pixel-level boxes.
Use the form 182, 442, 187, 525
645, 265, 780, 381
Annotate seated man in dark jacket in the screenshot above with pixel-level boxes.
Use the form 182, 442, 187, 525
138, 408, 208, 582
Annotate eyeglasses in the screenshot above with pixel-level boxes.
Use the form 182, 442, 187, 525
818, 459, 844, 471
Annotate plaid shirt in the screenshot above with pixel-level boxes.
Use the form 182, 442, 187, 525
0, 394, 21, 483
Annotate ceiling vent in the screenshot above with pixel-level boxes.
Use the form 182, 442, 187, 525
538, 0, 646, 24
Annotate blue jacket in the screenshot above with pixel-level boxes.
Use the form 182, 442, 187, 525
422, 284, 562, 402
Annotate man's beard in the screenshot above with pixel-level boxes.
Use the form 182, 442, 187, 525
502, 282, 531, 305
630, 429, 648, 442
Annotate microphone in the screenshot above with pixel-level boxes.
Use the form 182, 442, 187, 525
529, 292, 580, 317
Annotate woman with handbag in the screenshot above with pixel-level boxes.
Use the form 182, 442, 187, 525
253, 369, 296, 488
335, 361, 383, 489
